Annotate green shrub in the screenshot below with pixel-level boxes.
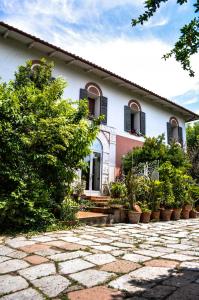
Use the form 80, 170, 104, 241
110, 181, 127, 198
149, 180, 162, 211
60, 197, 79, 222
122, 135, 190, 175
0, 59, 99, 231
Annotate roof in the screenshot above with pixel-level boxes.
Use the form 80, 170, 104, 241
0, 21, 198, 122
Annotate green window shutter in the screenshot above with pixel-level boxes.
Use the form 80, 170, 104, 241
79, 88, 88, 100
167, 122, 172, 144
140, 111, 146, 135
100, 96, 108, 125
124, 106, 132, 132
178, 126, 183, 146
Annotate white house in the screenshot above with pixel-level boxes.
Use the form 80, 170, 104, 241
0, 22, 198, 195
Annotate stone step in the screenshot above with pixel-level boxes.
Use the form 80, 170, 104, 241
76, 211, 109, 226
85, 196, 111, 208
86, 196, 111, 201
89, 207, 112, 214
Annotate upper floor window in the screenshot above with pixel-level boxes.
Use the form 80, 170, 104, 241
79, 83, 108, 125
167, 117, 183, 146
124, 100, 146, 136
31, 60, 41, 71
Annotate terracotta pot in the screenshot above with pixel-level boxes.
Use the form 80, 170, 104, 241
181, 209, 190, 219
183, 204, 192, 211
189, 210, 199, 218
132, 204, 142, 213
160, 209, 173, 221
171, 208, 182, 221
140, 211, 151, 223
112, 208, 121, 223
120, 208, 128, 223
128, 211, 141, 224
151, 211, 160, 221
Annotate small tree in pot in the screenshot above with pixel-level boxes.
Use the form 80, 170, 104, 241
109, 181, 128, 223
135, 176, 151, 223
149, 180, 162, 221
125, 172, 142, 224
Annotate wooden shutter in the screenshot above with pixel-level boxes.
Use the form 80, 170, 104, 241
178, 126, 183, 146
124, 106, 132, 132
79, 88, 88, 100
100, 96, 108, 125
140, 111, 146, 135
167, 122, 172, 144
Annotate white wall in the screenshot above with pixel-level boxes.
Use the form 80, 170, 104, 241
0, 36, 186, 145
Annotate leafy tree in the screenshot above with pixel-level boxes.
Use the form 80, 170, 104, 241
0, 59, 99, 230
132, 0, 199, 76
186, 121, 199, 147
186, 121, 199, 182
122, 135, 190, 174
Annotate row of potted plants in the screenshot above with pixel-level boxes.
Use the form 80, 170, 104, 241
108, 167, 199, 224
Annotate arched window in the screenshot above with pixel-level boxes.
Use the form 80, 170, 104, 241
167, 117, 183, 146
124, 100, 146, 136
86, 83, 101, 117
31, 60, 41, 71
79, 83, 108, 125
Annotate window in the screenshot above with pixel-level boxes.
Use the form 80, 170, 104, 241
167, 117, 183, 146
31, 60, 41, 71
79, 83, 108, 125
124, 100, 146, 136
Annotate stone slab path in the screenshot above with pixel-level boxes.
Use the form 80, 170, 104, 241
0, 219, 199, 299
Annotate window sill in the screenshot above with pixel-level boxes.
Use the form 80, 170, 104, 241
128, 131, 144, 137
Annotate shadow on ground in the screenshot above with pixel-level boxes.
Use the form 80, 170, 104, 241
110, 266, 199, 300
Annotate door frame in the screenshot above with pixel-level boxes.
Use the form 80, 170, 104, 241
84, 139, 103, 195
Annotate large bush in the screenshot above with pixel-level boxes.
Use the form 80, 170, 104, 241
122, 135, 190, 174
186, 122, 199, 183
0, 59, 99, 230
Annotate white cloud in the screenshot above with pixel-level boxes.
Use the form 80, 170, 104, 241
143, 17, 169, 28
183, 98, 199, 105
54, 35, 199, 100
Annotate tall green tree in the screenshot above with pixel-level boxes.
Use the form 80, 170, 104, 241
186, 121, 199, 147
0, 59, 99, 230
132, 0, 199, 77
186, 121, 199, 182
122, 135, 190, 174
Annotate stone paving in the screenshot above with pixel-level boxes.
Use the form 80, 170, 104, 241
0, 219, 199, 299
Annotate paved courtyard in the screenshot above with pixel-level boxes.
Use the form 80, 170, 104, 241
0, 219, 199, 299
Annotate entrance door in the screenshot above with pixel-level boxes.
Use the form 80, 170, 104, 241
82, 139, 102, 193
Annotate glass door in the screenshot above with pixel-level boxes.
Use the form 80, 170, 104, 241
82, 139, 102, 193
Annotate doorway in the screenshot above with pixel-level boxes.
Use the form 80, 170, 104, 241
82, 139, 102, 193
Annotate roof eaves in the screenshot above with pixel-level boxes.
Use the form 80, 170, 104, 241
0, 21, 198, 121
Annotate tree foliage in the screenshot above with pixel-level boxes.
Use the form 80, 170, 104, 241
186, 121, 199, 147
0, 59, 99, 230
122, 134, 190, 174
186, 121, 199, 183
132, 0, 199, 76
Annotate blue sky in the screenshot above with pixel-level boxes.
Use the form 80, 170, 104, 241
0, 0, 198, 114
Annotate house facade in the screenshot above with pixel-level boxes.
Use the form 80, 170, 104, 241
0, 22, 198, 195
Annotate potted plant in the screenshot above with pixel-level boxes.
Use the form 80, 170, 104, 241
160, 180, 174, 221
126, 172, 141, 224
109, 181, 128, 223
149, 180, 162, 221
189, 209, 199, 218
140, 201, 151, 223
189, 184, 199, 218
171, 202, 182, 220
108, 198, 128, 223
135, 176, 151, 223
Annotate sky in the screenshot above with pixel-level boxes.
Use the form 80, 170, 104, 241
0, 0, 199, 114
